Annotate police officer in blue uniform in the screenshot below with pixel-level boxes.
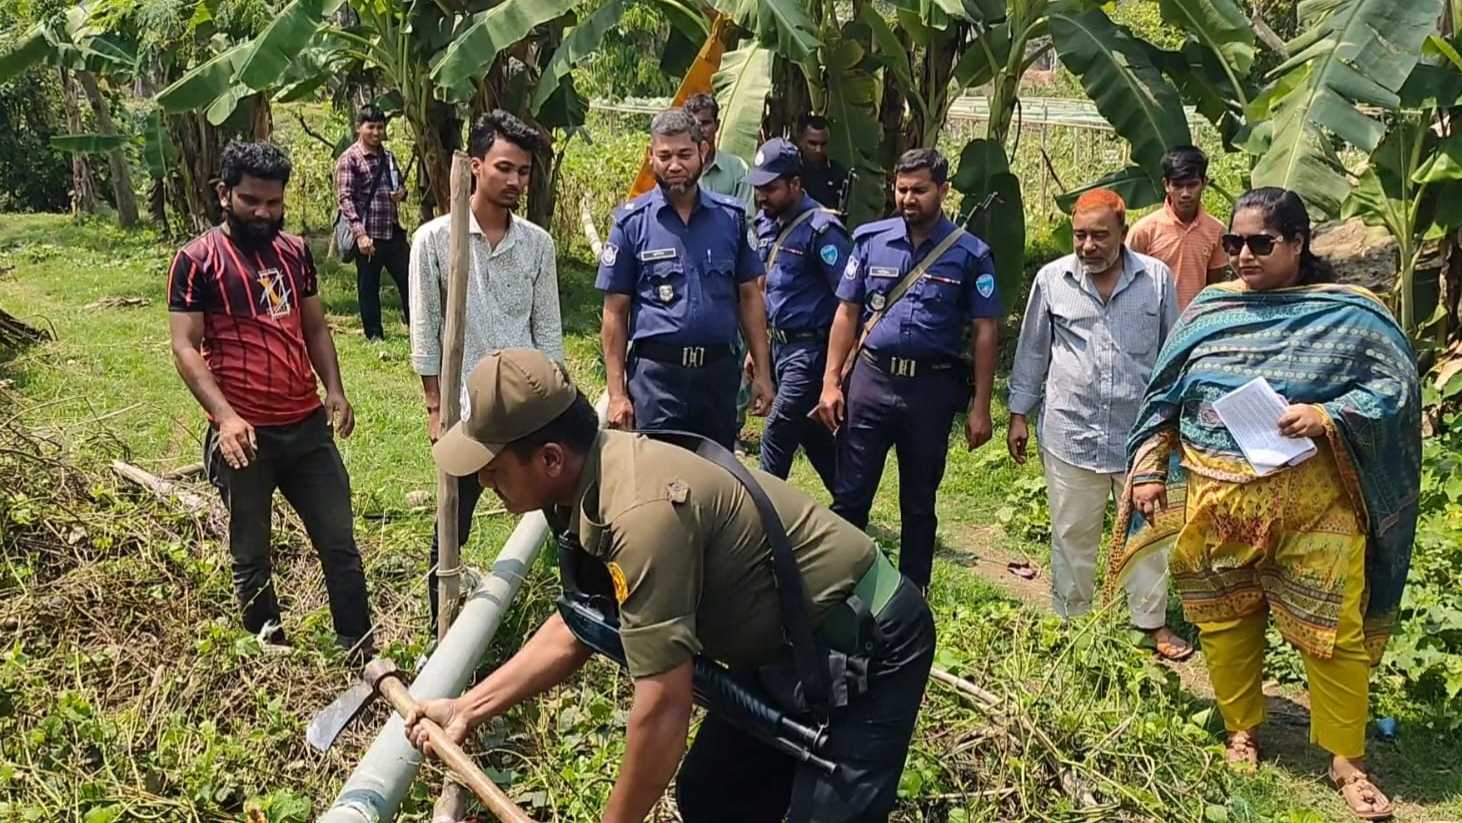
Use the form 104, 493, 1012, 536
598, 109, 774, 449
745, 138, 851, 491
814, 148, 1002, 592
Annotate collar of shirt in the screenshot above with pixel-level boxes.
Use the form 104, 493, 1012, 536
566, 430, 609, 539
1060, 247, 1147, 302
1160, 197, 1209, 231
466, 207, 520, 254
764, 194, 820, 232
648, 184, 717, 219
890, 214, 958, 253
350, 140, 385, 160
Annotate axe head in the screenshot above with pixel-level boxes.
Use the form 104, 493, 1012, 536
305, 658, 400, 753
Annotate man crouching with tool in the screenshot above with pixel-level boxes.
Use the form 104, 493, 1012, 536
405, 348, 935, 822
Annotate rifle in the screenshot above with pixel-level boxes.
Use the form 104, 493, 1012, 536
555, 538, 836, 775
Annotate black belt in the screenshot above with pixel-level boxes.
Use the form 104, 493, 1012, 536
633, 341, 735, 368
859, 349, 962, 378
771, 327, 828, 344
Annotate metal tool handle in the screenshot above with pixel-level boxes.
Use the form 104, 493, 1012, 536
374, 674, 537, 823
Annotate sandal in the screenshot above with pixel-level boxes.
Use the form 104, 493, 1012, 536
1225, 731, 1260, 769
1141, 626, 1196, 662
1329, 767, 1394, 820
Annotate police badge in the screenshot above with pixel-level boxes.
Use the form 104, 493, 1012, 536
870, 292, 886, 310
658, 283, 675, 302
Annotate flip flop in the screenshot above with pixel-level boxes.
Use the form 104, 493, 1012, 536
1330, 768, 1394, 820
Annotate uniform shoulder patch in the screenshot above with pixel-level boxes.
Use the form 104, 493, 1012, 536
606, 561, 629, 604
600, 243, 618, 267
819, 244, 840, 266
976, 272, 997, 299
666, 478, 689, 503
843, 255, 860, 280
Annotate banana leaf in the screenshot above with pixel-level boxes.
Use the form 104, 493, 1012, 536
432, 0, 578, 99
952, 138, 1024, 305
531, 0, 626, 116
711, 44, 772, 164
233, 0, 342, 91
49, 133, 129, 152
155, 45, 249, 113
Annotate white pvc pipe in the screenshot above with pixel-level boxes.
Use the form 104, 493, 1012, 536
317, 510, 549, 823
319, 394, 604, 823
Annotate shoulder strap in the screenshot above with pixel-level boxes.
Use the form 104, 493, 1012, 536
841, 227, 967, 380
765, 207, 827, 272
356, 152, 391, 211
637, 429, 832, 713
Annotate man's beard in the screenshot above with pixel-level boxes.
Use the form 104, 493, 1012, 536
1079, 246, 1122, 277
654, 164, 702, 196
224, 206, 284, 247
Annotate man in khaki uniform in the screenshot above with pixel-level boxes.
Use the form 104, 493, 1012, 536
406, 349, 936, 823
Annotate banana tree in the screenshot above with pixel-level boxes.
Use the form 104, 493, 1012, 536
176, 0, 627, 225
0, 5, 142, 227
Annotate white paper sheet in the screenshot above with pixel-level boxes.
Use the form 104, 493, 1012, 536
1211, 377, 1317, 476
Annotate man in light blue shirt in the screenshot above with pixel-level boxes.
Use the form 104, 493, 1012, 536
1006, 188, 1192, 660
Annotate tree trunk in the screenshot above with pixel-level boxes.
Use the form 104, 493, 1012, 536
251, 95, 273, 140
76, 70, 140, 228
171, 112, 224, 234
58, 69, 98, 216
413, 95, 460, 223
906, 29, 960, 149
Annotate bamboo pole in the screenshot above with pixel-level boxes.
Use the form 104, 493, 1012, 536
436, 151, 473, 641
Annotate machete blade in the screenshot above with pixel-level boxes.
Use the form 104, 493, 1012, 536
306, 679, 374, 752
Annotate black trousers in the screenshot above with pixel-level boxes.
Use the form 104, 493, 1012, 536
204, 408, 372, 645
354, 232, 410, 339
832, 357, 969, 590
676, 579, 936, 822
627, 353, 740, 450
427, 472, 485, 630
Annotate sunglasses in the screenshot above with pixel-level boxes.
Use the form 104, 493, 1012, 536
1221, 233, 1282, 256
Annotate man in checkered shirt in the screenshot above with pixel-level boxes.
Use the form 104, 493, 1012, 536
335, 105, 410, 340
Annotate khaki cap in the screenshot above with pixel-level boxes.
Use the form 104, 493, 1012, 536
432, 349, 577, 477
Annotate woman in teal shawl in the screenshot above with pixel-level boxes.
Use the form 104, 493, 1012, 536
1110, 188, 1419, 819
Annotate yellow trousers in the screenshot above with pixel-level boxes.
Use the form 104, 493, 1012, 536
1198, 526, 1371, 758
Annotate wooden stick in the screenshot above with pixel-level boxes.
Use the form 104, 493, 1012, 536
373, 673, 537, 823
111, 460, 211, 513
435, 151, 473, 641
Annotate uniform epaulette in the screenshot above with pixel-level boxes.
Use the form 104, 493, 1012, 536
703, 188, 747, 215
851, 216, 900, 240
612, 192, 655, 224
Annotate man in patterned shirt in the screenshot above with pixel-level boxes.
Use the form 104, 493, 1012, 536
409, 110, 564, 629
169, 141, 372, 655
1006, 188, 1191, 660
336, 105, 410, 340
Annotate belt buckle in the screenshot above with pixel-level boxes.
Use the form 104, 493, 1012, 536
771, 328, 786, 344
682, 346, 706, 368
890, 357, 916, 378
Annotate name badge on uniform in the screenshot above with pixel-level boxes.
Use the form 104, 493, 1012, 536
658, 283, 675, 302
870, 292, 887, 310
639, 248, 678, 262
869, 266, 901, 279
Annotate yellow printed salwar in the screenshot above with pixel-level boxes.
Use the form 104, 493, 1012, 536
1171, 440, 1372, 757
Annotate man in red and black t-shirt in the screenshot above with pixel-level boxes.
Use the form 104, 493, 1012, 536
168, 141, 372, 654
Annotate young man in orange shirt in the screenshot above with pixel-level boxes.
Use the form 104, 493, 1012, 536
1127, 146, 1228, 309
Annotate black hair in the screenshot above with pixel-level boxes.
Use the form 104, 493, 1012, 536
798, 114, 830, 134
650, 108, 704, 145
467, 109, 544, 159
219, 141, 292, 188
894, 147, 948, 185
1230, 187, 1335, 285
1161, 145, 1208, 181
356, 105, 387, 126
683, 92, 719, 121
505, 391, 599, 459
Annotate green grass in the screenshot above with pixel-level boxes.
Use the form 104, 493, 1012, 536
1, 213, 1458, 822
